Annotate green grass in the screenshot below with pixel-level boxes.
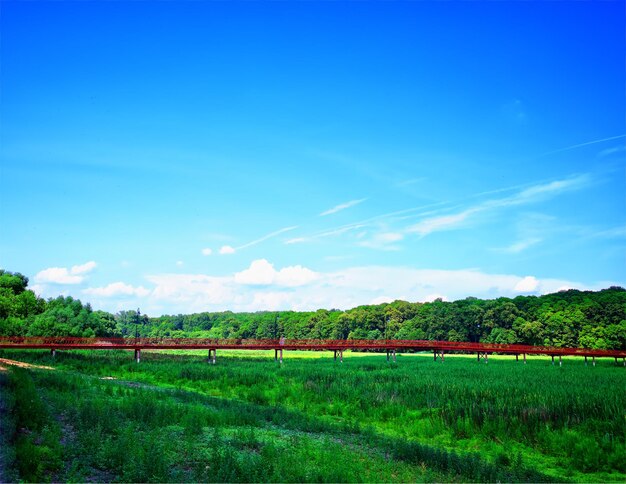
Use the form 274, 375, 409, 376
1, 349, 624, 482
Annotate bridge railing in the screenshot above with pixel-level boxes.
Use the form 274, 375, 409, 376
0, 336, 624, 357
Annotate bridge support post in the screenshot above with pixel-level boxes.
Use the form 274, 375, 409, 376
50, 349, 56, 358
340, 350, 343, 363
434, 350, 444, 362
134, 349, 141, 363
213, 349, 216, 365
274, 349, 278, 361
592, 356, 596, 367
477, 352, 488, 364
386, 350, 390, 362
585, 356, 588, 366
551, 355, 555, 365
333, 350, 337, 361
559, 355, 562, 367
393, 349, 396, 363
279, 349, 283, 364
523, 353, 526, 364
515, 354, 519, 362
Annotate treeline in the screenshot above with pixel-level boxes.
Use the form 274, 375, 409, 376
1, 269, 625, 349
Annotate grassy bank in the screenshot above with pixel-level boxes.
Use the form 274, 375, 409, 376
1, 349, 624, 482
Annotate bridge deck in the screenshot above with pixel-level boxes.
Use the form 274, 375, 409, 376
1, 337, 625, 359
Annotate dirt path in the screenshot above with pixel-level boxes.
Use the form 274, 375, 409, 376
0, 358, 55, 371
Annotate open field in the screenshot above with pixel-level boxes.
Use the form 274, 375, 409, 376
1, 349, 624, 482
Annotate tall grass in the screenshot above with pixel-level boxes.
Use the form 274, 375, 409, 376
2, 349, 624, 482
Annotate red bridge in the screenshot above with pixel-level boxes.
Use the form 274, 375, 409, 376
1, 337, 625, 366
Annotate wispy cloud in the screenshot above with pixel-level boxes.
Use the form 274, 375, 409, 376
494, 238, 542, 254
538, 134, 626, 157
236, 226, 299, 250
407, 174, 591, 237
358, 232, 404, 251
407, 209, 478, 237
320, 199, 366, 216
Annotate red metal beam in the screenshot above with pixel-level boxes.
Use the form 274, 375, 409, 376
0, 337, 625, 358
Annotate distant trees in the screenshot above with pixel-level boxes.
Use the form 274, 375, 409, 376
0, 269, 624, 349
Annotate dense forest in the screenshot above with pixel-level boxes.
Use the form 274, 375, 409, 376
1, 269, 625, 350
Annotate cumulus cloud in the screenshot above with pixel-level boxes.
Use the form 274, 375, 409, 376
514, 276, 540, 293
201, 248, 213, 256
139, 266, 595, 314
219, 245, 236, 255
35, 261, 97, 285
234, 259, 319, 287
71, 261, 97, 275
84, 282, 150, 298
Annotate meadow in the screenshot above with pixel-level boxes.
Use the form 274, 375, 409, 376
0, 349, 624, 482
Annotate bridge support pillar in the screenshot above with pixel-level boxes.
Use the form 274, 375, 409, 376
551, 355, 555, 365
208, 349, 216, 364
50, 349, 56, 358
434, 350, 444, 362
386, 350, 390, 362
523, 353, 526, 364
393, 349, 396, 363
592, 356, 596, 367
340, 350, 343, 363
515, 354, 519, 362
585, 356, 588, 366
279, 349, 283, 364
134, 349, 141, 363
559, 355, 562, 367
477, 352, 488, 364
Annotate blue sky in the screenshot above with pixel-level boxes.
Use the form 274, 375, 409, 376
1, 1, 624, 315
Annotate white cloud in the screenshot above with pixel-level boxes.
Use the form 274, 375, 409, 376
201, 248, 213, 256
219, 245, 236, 255
71, 261, 97, 275
370, 296, 394, 305
275, 265, 319, 287
68, 261, 613, 316
236, 226, 298, 250
514, 276, 540, 293
408, 210, 476, 236
404, 175, 590, 238
359, 232, 404, 250
285, 237, 309, 245
176, 260, 184, 267
84, 282, 150, 298
234, 259, 276, 285
495, 238, 542, 254
320, 199, 366, 216
35, 261, 97, 284
234, 259, 319, 287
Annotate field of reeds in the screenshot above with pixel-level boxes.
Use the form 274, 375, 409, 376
0, 349, 624, 482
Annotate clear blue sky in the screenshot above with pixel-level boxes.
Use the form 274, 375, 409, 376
1, 1, 624, 315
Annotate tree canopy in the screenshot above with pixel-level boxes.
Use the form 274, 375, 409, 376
0, 269, 624, 349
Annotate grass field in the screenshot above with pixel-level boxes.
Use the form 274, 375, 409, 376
0, 349, 624, 482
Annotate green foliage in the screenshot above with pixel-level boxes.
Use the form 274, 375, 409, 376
1, 267, 625, 352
